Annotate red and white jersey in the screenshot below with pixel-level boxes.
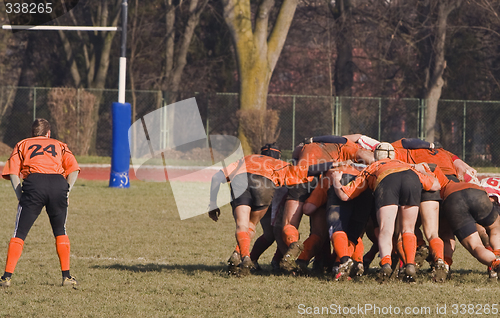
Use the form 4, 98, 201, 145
480, 177, 500, 202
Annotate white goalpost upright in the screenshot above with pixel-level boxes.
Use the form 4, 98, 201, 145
2, 0, 131, 188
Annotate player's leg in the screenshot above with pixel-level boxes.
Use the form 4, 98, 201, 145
1, 175, 46, 287
399, 205, 419, 277
460, 232, 498, 267
46, 174, 77, 287
250, 207, 274, 270
235, 206, 267, 275
377, 205, 398, 275
282, 199, 303, 246
296, 206, 326, 274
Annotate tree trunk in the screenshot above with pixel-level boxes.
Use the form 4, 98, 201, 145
424, 0, 462, 142
331, 0, 353, 135
223, 0, 298, 154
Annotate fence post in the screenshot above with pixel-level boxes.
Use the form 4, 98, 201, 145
378, 97, 382, 140
463, 100, 466, 160
206, 94, 210, 148
292, 95, 296, 150
418, 99, 426, 139
77, 88, 80, 153
33, 87, 36, 121
335, 96, 340, 135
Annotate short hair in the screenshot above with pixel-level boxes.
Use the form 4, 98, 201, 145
32, 118, 51, 137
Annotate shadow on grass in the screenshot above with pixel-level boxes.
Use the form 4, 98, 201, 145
91, 263, 225, 274
91, 263, 294, 278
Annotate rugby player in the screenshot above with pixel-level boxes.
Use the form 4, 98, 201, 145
433, 168, 500, 278
208, 144, 347, 275
331, 142, 441, 282
0, 119, 80, 288
280, 136, 371, 271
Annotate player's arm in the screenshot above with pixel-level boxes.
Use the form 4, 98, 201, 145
304, 135, 347, 144
307, 160, 353, 176
451, 154, 477, 181
9, 174, 22, 201
66, 171, 79, 194
208, 170, 227, 221
331, 170, 350, 201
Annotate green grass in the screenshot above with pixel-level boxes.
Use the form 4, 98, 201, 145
0, 180, 499, 317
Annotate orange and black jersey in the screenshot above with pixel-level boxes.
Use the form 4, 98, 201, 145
222, 154, 312, 187
392, 139, 458, 176
296, 139, 359, 167
340, 158, 437, 199
432, 165, 486, 201
306, 164, 362, 207
2, 137, 80, 180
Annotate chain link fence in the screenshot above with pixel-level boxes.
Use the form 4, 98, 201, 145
0, 87, 499, 166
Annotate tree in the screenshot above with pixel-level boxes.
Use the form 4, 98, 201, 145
330, 0, 354, 135
419, 0, 463, 142
55, 0, 123, 154
223, 0, 298, 153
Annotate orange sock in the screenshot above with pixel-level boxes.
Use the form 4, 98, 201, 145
298, 234, 321, 261
236, 231, 251, 258
402, 233, 417, 265
380, 255, 392, 266
234, 245, 241, 254
5, 237, 24, 274
491, 259, 500, 270
56, 235, 71, 272
331, 231, 349, 259
351, 238, 364, 263
428, 237, 444, 262
444, 256, 453, 267
396, 240, 406, 264
493, 249, 500, 257
282, 224, 299, 247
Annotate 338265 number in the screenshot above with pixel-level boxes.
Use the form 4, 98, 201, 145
5, 2, 53, 14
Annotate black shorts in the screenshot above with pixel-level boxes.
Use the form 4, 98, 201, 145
441, 188, 499, 242
326, 174, 375, 242
230, 173, 276, 210
15, 173, 69, 240
373, 169, 422, 210
286, 176, 319, 202
421, 190, 442, 202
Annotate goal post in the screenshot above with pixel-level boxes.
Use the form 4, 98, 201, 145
2, 0, 130, 188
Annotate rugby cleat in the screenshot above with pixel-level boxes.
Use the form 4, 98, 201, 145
227, 251, 241, 275
414, 245, 430, 270
62, 276, 79, 289
432, 258, 447, 283
403, 264, 416, 283
0, 277, 11, 287
280, 241, 304, 272
377, 263, 392, 283
238, 256, 254, 276
335, 258, 354, 281
350, 261, 364, 278
251, 261, 262, 273
294, 259, 310, 276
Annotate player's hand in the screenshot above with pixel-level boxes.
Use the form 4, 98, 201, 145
208, 207, 220, 222
332, 170, 343, 182
413, 162, 429, 174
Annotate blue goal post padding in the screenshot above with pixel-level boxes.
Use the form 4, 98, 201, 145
109, 102, 131, 188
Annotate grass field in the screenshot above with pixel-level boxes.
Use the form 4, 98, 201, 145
0, 179, 499, 318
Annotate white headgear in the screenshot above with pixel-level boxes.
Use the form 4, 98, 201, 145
374, 142, 395, 161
